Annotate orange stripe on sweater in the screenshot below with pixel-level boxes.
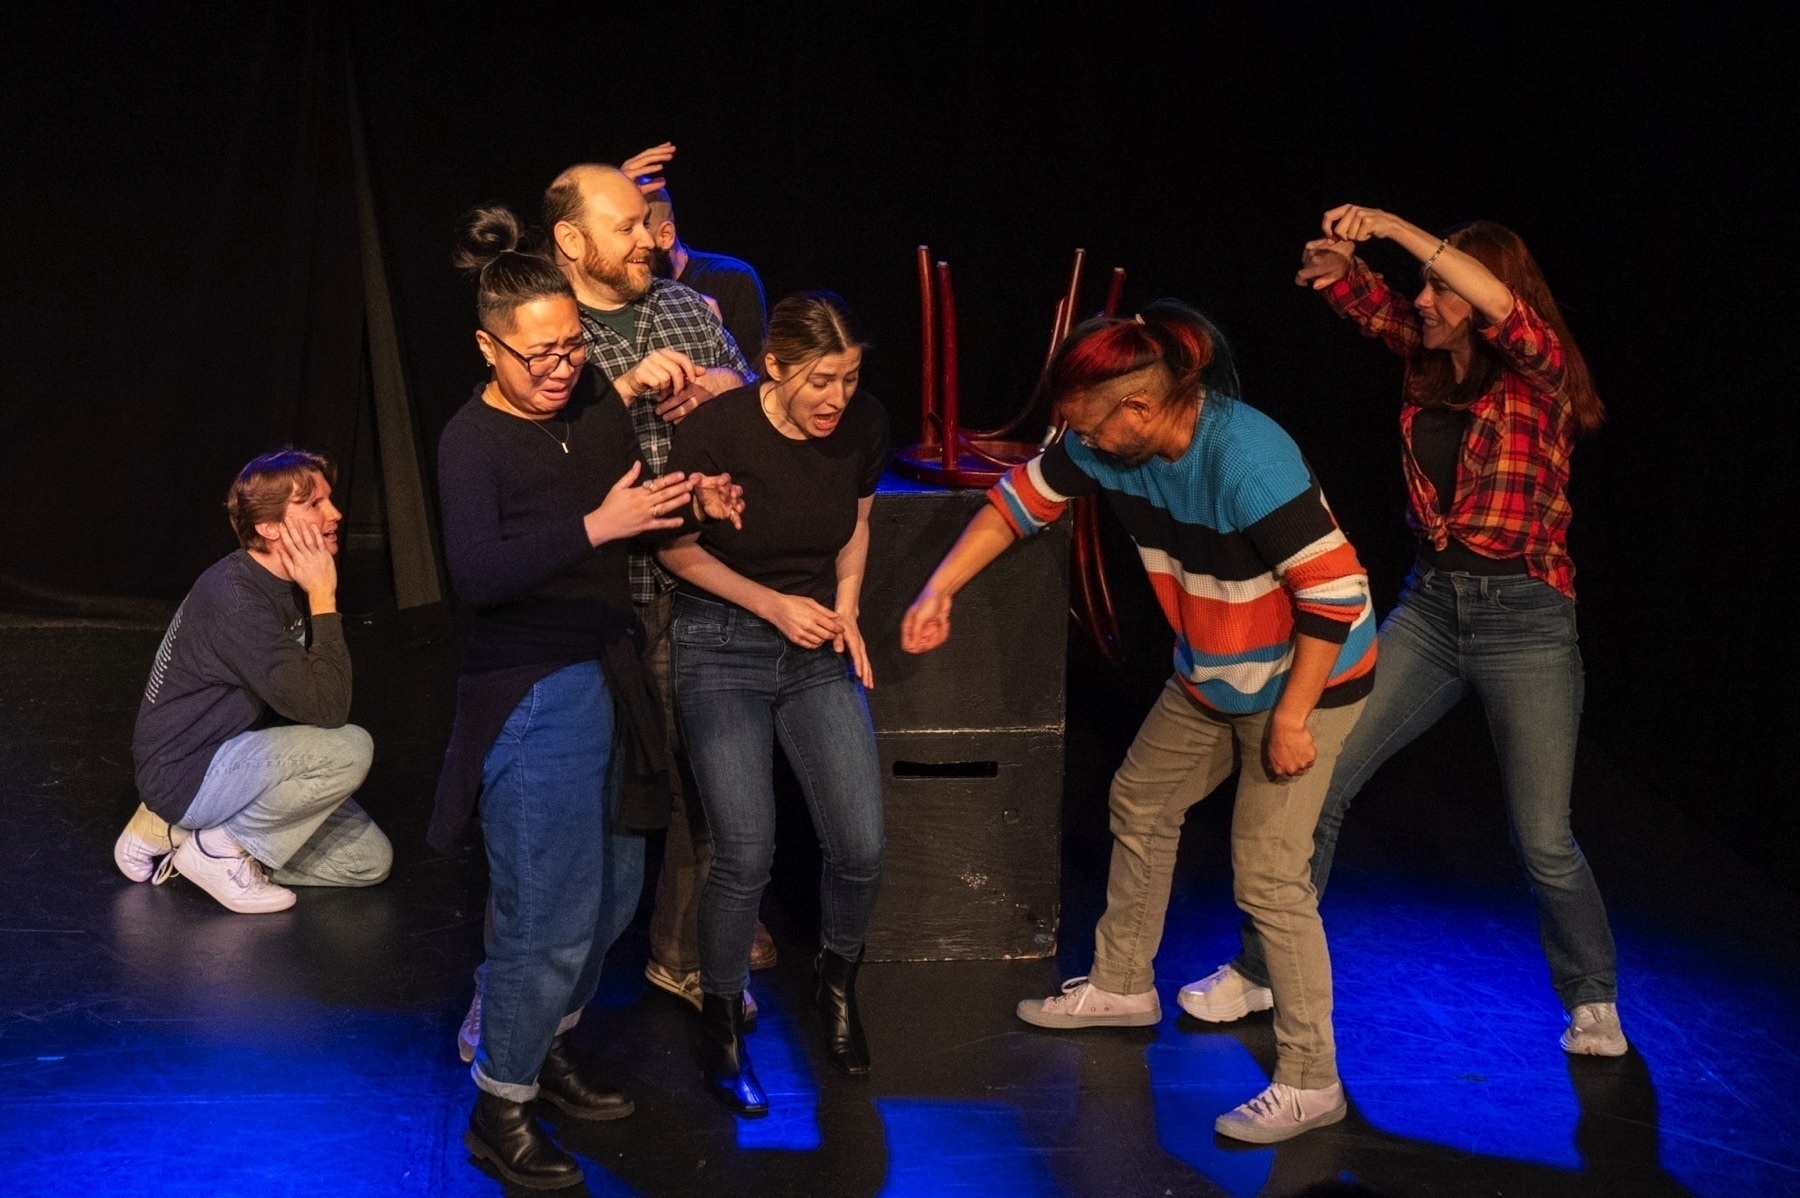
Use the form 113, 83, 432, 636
1009, 467, 1068, 526
1282, 541, 1366, 592
1146, 573, 1298, 656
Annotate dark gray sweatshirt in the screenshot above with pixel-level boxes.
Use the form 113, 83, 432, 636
131, 549, 351, 822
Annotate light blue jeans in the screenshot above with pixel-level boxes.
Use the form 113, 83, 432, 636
180, 724, 390, 887
473, 661, 645, 1100
1234, 564, 1619, 1010
672, 594, 884, 999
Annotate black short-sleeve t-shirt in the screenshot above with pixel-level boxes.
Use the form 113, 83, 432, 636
666, 384, 889, 608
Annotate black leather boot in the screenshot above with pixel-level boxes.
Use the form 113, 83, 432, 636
814, 947, 871, 1075
700, 991, 768, 1116
537, 1033, 635, 1121
464, 1089, 582, 1190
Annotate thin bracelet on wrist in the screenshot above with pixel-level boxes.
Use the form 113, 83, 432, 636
1423, 239, 1449, 269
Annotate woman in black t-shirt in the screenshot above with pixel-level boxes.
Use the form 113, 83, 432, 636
660, 291, 889, 1116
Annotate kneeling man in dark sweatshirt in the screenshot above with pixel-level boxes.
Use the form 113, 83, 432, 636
114, 447, 391, 913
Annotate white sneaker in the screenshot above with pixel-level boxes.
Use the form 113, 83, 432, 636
1016, 976, 1161, 1029
113, 802, 191, 882
1214, 1081, 1347, 1143
162, 828, 296, 914
1561, 1002, 1628, 1057
643, 960, 758, 1020
645, 959, 703, 1011
1178, 963, 1274, 1023
457, 974, 483, 1064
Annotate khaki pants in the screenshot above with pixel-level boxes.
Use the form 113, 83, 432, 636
1089, 676, 1364, 1090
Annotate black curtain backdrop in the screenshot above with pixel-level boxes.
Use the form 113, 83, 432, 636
3, 2, 1795, 882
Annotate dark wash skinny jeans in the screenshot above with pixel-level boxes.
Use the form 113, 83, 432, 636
672, 593, 885, 998
1236, 562, 1620, 1011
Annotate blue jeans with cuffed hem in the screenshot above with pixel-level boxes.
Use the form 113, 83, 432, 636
1233, 563, 1619, 1010
672, 594, 884, 999
471, 661, 645, 1101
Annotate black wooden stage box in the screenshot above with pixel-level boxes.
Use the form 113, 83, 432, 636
858, 476, 1070, 961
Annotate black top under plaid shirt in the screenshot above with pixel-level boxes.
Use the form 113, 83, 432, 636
578, 277, 751, 604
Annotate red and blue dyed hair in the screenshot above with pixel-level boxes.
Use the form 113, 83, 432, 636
1047, 299, 1241, 412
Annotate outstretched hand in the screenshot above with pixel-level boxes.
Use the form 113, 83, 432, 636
900, 587, 952, 654
584, 462, 694, 546
621, 142, 676, 193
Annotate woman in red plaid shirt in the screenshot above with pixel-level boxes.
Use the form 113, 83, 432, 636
1178, 205, 1629, 1059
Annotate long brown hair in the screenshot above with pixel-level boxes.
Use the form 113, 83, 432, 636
1408, 221, 1605, 437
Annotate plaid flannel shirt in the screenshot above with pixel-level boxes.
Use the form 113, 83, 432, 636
1326, 259, 1579, 597
578, 278, 750, 604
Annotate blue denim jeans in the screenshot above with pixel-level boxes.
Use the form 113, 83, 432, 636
1234, 564, 1619, 1010
180, 724, 390, 887
672, 594, 884, 998
473, 661, 645, 1100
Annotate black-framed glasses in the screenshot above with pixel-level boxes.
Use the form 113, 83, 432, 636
483, 330, 588, 378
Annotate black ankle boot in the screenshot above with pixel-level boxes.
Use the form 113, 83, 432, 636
700, 991, 768, 1116
464, 1089, 582, 1190
537, 1033, 635, 1121
814, 947, 870, 1075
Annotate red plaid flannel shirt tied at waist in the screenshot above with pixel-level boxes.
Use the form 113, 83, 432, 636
1325, 259, 1580, 598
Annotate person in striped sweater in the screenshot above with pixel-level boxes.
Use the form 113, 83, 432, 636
901, 300, 1375, 1144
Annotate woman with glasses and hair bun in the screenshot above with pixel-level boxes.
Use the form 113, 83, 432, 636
657, 291, 889, 1116
429, 205, 742, 1188
1193, 204, 1628, 1062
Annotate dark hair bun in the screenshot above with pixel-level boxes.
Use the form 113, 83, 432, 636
453, 205, 525, 274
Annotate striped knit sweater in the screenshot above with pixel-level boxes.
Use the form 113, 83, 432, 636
989, 398, 1376, 715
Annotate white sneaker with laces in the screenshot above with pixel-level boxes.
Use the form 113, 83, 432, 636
1178, 963, 1274, 1022
1214, 1081, 1347, 1143
1016, 976, 1161, 1029
457, 972, 483, 1064
644, 959, 703, 1011
1561, 1002, 1628, 1056
113, 802, 191, 882
163, 828, 296, 914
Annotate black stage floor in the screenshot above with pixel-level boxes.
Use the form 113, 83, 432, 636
2, 617, 1796, 1197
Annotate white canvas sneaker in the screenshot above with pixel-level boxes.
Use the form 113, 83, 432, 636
163, 828, 296, 914
457, 973, 483, 1064
1561, 1002, 1629, 1057
113, 802, 191, 882
1016, 976, 1161, 1029
1177, 963, 1274, 1022
643, 960, 758, 1020
1214, 1081, 1347, 1143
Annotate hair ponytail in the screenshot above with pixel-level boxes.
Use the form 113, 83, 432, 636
1048, 299, 1240, 409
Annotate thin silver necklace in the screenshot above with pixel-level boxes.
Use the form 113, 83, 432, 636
534, 419, 570, 453
487, 383, 570, 452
